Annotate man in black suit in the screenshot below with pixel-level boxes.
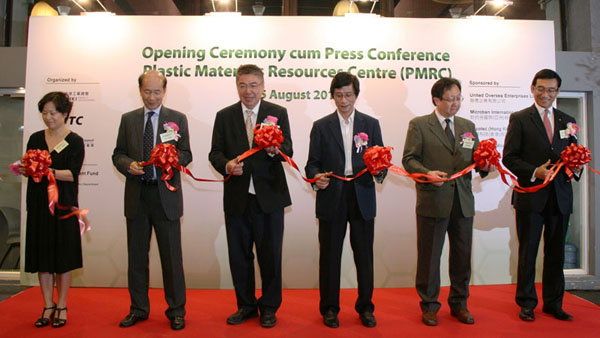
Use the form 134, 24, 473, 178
209, 64, 292, 328
112, 70, 191, 330
402, 77, 486, 326
503, 69, 579, 322
305, 72, 385, 329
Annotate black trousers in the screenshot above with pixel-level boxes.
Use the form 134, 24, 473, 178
224, 194, 284, 313
126, 184, 186, 319
318, 181, 375, 316
415, 188, 473, 313
515, 186, 569, 311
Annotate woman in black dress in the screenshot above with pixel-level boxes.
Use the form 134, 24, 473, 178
24, 92, 84, 328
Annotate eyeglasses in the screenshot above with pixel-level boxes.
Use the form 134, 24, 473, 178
237, 82, 263, 91
441, 96, 463, 103
534, 86, 559, 95
333, 92, 356, 100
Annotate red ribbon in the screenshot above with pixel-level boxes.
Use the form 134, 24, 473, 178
19, 150, 89, 230
254, 124, 284, 149
560, 143, 591, 178
139, 143, 179, 191
21, 150, 58, 214
140, 143, 230, 190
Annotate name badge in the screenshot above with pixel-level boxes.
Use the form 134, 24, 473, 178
559, 129, 569, 139
160, 130, 176, 142
462, 138, 474, 149
54, 140, 69, 153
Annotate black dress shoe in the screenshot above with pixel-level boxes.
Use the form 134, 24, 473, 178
519, 308, 535, 322
422, 311, 438, 326
260, 310, 277, 328
359, 311, 377, 328
226, 308, 258, 325
451, 308, 475, 324
543, 308, 573, 321
170, 316, 185, 330
119, 313, 148, 327
323, 310, 339, 328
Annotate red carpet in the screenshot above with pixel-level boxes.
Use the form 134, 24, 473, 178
0, 285, 598, 337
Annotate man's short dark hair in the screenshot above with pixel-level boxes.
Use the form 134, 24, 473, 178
236, 64, 264, 81
330, 72, 360, 98
431, 77, 461, 105
138, 70, 167, 89
38, 91, 73, 122
531, 68, 562, 88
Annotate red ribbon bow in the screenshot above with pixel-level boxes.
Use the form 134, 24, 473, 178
21, 150, 58, 214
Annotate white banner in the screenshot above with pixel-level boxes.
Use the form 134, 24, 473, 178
23, 16, 554, 288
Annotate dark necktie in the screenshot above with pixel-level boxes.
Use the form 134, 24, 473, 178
142, 111, 155, 180
444, 118, 455, 145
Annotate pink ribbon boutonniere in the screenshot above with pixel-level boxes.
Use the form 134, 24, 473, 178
354, 132, 369, 153
163, 122, 181, 141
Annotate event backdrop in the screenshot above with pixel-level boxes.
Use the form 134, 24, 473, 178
22, 16, 554, 288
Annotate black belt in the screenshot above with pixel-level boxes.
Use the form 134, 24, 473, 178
140, 179, 158, 185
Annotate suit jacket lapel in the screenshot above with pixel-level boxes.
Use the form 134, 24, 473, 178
135, 108, 145, 158
352, 111, 366, 171
234, 102, 251, 149
453, 118, 467, 148
156, 107, 168, 145
427, 112, 454, 153
528, 104, 552, 144
327, 112, 345, 154
553, 109, 569, 145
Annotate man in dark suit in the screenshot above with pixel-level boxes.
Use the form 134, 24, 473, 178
305, 72, 385, 329
209, 64, 292, 328
503, 69, 578, 322
112, 70, 191, 330
402, 77, 487, 327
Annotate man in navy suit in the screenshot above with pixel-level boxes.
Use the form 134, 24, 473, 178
503, 69, 579, 322
209, 64, 292, 328
112, 70, 191, 330
305, 72, 386, 328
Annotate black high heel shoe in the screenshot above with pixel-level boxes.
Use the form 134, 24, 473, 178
51, 307, 67, 328
34, 305, 56, 328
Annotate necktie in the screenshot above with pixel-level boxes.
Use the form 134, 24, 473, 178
142, 111, 155, 180
444, 118, 455, 145
245, 110, 254, 147
543, 109, 553, 143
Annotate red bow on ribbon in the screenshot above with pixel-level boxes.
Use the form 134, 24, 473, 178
140, 143, 180, 191
253, 124, 284, 149
21, 149, 58, 214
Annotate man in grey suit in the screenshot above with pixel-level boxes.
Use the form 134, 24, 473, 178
112, 70, 191, 330
402, 77, 487, 327
305, 72, 386, 329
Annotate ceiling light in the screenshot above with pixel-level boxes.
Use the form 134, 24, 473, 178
31, 1, 58, 16
211, 0, 238, 13
473, 0, 514, 16
252, 1, 265, 16
70, 0, 87, 12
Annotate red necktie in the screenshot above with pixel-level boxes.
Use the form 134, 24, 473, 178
543, 109, 553, 143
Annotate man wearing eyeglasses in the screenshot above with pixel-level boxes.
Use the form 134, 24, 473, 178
305, 72, 386, 329
403, 77, 487, 327
209, 64, 293, 328
503, 69, 579, 322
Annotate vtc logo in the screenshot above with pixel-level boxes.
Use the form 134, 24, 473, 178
67, 116, 84, 125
